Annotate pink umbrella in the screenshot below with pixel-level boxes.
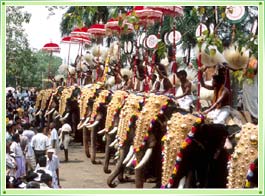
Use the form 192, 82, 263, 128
145, 6, 184, 17
42, 42, 60, 81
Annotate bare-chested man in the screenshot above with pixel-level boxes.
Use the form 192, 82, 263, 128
174, 70, 193, 111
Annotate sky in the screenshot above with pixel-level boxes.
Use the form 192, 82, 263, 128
23, 6, 80, 64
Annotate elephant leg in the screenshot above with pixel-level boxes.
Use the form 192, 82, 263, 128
83, 127, 90, 158
90, 127, 101, 164
135, 168, 145, 188
103, 134, 112, 173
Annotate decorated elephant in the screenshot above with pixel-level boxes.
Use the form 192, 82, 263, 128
84, 89, 112, 164
125, 94, 184, 188
101, 90, 129, 173
34, 88, 53, 128
57, 85, 82, 142
77, 84, 102, 158
44, 86, 64, 129
107, 93, 144, 187
162, 115, 230, 188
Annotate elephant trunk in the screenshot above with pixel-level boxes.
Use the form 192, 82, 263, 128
134, 148, 153, 170
103, 134, 112, 174
83, 127, 90, 158
107, 148, 126, 188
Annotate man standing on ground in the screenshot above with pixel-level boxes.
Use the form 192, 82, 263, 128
46, 148, 60, 188
31, 127, 49, 164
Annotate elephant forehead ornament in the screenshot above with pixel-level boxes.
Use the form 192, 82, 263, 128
227, 123, 258, 188
58, 86, 75, 116
161, 113, 197, 187
116, 94, 144, 147
35, 89, 45, 109
105, 90, 129, 132
162, 115, 204, 188
90, 90, 111, 122
133, 94, 170, 154
40, 89, 53, 110
79, 86, 97, 120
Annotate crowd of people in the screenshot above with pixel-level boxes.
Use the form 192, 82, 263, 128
6, 89, 61, 189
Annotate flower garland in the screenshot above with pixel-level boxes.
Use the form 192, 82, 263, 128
132, 99, 171, 167
161, 115, 204, 188
244, 158, 258, 188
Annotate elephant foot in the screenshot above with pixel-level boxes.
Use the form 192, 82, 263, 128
104, 168, 112, 174
91, 160, 102, 165
118, 175, 134, 183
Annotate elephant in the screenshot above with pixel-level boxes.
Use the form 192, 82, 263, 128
34, 88, 53, 128
102, 90, 129, 174
107, 93, 144, 188
44, 86, 64, 130
169, 122, 230, 188
84, 89, 112, 164
57, 86, 82, 143
118, 94, 187, 188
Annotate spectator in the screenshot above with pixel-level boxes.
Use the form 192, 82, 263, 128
6, 142, 17, 177
49, 122, 59, 149
31, 128, 49, 164
46, 148, 60, 188
10, 134, 26, 178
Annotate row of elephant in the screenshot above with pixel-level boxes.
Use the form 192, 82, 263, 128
34, 84, 258, 189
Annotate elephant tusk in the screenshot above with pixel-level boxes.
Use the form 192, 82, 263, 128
108, 127, 118, 135
135, 148, 153, 170
81, 117, 91, 129
97, 128, 106, 135
178, 176, 186, 189
126, 154, 136, 168
122, 145, 134, 165
60, 112, 69, 121
45, 108, 55, 117
35, 110, 41, 116
109, 138, 118, 148
55, 114, 61, 119
85, 120, 99, 129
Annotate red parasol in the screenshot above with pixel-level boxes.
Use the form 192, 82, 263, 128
42, 42, 60, 83
145, 6, 184, 17
70, 27, 90, 37
132, 6, 163, 26
87, 24, 106, 38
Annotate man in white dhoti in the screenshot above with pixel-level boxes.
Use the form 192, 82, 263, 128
59, 123, 72, 162
174, 70, 193, 112
200, 74, 231, 124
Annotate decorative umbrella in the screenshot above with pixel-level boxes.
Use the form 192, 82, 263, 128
70, 27, 90, 37
42, 42, 60, 82
87, 23, 106, 38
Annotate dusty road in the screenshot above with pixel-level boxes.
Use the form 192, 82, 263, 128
56, 142, 155, 189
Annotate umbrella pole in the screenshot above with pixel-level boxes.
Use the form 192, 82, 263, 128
67, 43, 72, 87
48, 51, 52, 82
197, 23, 203, 112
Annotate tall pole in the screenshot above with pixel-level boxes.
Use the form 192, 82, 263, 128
196, 23, 203, 112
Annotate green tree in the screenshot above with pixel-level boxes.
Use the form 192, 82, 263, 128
6, 6, 34, 88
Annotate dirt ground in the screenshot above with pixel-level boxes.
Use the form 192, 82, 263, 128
56, 142, 155, 189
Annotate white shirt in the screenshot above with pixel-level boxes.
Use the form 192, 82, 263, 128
10, 142, 24, 157
50, 128, 59, 148
22, 130, 35, 157
31, 133, 49, 151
